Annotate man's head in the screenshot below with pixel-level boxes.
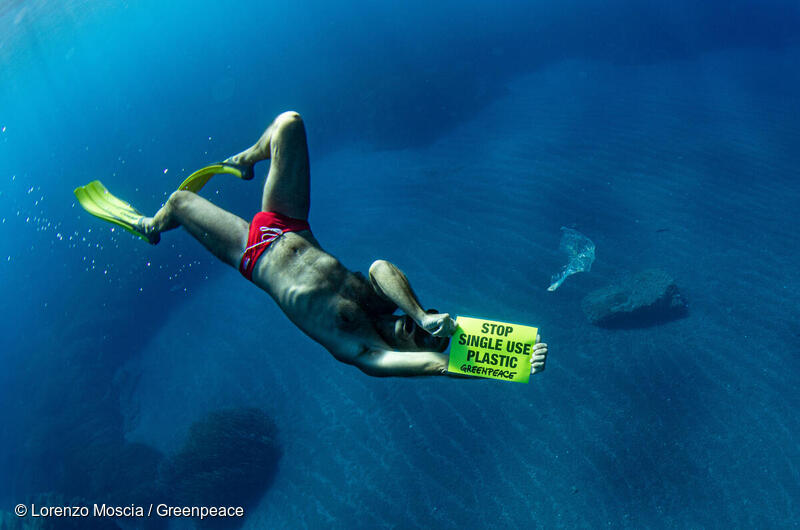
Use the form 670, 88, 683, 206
375, 311, 450, 353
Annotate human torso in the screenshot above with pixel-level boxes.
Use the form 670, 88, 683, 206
249, 231, 390, 362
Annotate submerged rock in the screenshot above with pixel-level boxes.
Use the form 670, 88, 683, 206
581, 269, 687, 328
161, 408, 281, 527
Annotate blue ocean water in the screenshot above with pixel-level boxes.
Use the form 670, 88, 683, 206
1, 1, 799, 528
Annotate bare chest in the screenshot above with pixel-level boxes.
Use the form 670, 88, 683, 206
249, 233, 376, 356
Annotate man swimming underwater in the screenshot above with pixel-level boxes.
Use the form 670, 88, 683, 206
78, 112, 547, 378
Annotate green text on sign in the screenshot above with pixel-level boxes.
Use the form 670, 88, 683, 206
447, 316, 538, 383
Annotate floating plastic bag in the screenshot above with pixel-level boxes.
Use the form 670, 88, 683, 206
547, 227, 595, 291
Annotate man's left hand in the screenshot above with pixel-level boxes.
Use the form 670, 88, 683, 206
531, 335, 547, 375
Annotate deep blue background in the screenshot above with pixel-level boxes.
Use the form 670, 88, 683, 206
1, 1, 799, 528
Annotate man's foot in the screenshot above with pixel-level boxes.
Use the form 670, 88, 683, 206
222, 161, 255, 181
225, 139, 269, 170
136, 217, 161, 245
419, 312, 457, 337
222, 154, 256, 180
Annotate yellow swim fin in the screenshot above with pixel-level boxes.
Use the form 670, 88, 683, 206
73, 180, 158, 243
177, 162, 254, 193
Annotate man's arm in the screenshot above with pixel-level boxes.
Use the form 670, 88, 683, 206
354, 340, 548, 379
354, 348, 451, 377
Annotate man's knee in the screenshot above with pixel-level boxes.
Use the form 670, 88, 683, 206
369, 259, 386, 289
369, 259, 390, 278
273, 111, 304, 136
167, 190, 195, 211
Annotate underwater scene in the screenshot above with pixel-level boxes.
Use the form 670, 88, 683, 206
1, 0, 799, 528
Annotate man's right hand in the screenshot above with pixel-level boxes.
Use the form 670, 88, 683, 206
420, 312, 457, 337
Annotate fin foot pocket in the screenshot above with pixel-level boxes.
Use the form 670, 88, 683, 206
178, 162, 254, 193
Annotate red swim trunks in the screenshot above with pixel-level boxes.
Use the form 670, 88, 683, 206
239, 211, 311, 281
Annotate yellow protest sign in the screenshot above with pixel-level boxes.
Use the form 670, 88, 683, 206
447, 316, 538, 383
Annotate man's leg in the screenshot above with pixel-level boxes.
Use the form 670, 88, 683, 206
137, 111, 310, 268
226, 111, 310, 219
368, 260, 456, 337
143, 191, 248, 268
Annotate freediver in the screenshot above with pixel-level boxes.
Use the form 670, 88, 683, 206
76, 112, 547, 378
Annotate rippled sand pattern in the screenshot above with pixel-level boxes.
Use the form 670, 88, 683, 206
125, 49, 800, 529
